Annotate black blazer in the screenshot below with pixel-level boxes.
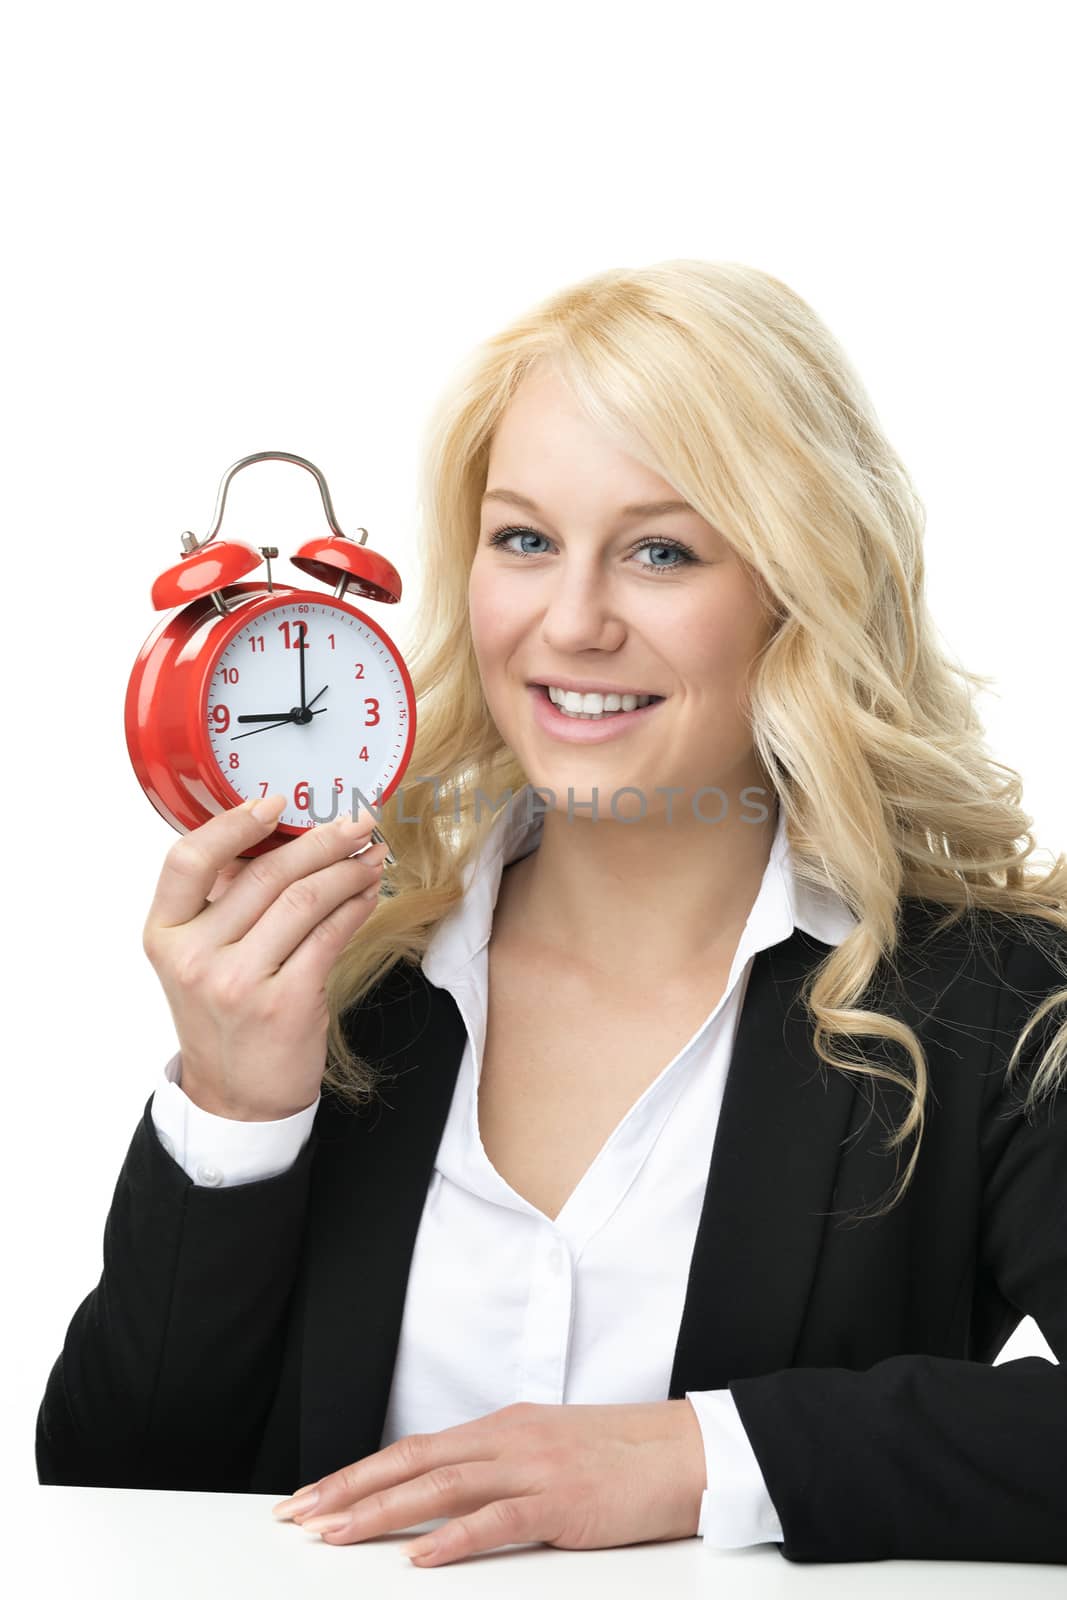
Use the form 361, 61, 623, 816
36, 899, 1067, 1566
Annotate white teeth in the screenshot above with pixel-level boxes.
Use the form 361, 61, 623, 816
546, 686, 656, 717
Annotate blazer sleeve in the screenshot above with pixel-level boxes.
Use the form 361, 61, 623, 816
35, 1094, 316, 1491
727, 931, 1067, 1565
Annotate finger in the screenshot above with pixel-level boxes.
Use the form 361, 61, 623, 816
205, 860, 249, 905
284, 1417, 505, 1519
145, 794, 289, 932
299, 1461, 519, 1549
274, 864, 385, 984
198, 809, 377, 950
227, 838, 386, 976
402, 1497, 544, 1566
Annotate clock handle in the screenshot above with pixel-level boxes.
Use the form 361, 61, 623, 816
181, 451, 369, 553
367, 824, 396, 867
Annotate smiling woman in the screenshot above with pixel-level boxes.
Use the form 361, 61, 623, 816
464, 359, 774, 865
326, 258, 1067, 1178
37, 258, 1067, 1571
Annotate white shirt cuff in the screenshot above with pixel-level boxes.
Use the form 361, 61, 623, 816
149, 1051, 320, 1188
685, 1388, 784, 1547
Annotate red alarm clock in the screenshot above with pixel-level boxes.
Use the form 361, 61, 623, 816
125, 451, 415, 860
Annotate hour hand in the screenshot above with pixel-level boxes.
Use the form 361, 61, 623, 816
231, 703, 328, 740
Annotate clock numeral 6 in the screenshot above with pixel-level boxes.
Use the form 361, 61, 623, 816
291, 779, 346, 811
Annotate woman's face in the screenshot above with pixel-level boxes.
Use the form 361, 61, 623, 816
467, 365, 775, 822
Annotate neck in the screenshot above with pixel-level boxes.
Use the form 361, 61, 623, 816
494, 772, 780, 986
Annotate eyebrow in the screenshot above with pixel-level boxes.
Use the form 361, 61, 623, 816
481, 487, 695, 519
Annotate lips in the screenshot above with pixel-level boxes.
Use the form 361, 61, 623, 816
527, 682, 666, 744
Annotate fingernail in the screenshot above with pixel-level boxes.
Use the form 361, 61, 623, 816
302, 1513, 350, 1536
272, 1487, 319, 1519
251, 794, 286, 823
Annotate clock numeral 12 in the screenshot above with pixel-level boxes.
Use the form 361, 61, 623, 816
278, 621, 309, 649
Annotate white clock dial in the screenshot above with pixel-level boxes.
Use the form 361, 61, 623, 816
205, 597, 411, 829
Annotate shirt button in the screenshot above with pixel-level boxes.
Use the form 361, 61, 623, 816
195, 1163, 223, 1187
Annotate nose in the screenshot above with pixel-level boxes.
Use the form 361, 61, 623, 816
539, 557, 626, 653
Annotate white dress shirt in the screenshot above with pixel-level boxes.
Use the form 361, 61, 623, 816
151, 788, 857, 1548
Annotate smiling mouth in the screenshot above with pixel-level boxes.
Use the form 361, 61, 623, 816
530, 684, 666, 721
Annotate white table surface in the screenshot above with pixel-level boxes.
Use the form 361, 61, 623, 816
13, 1485, 1066, 1597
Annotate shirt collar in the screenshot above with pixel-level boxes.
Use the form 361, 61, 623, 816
421, 784, 857, 989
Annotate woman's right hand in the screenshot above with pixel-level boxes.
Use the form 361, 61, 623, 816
141, 794, 388, 1121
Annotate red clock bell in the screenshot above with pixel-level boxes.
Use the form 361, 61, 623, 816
125, 451, 415, 860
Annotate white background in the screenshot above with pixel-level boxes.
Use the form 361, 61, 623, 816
3, 0, 1063, 1498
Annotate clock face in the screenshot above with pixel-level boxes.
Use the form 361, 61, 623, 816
204, 595, 414, 830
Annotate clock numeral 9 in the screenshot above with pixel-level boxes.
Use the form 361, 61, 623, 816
211, 705, 230, 734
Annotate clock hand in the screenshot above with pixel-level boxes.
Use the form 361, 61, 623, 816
231, 708, 327, 740
231, 685, 329, 737
236, 687, 331, 722
238, 713, 303, 723
298, 620, 308, 713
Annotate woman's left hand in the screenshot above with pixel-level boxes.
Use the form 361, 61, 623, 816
272, 1399, 706, 1567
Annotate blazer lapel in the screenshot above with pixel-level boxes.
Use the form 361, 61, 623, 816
668, 929, 859, 1396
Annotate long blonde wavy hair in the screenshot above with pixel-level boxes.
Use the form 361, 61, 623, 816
322, 257, 1067, 1221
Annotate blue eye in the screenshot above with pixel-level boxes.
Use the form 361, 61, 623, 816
485, 524, 698, 575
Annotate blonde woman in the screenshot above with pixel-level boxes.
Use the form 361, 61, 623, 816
37, 261, 1067, 1569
